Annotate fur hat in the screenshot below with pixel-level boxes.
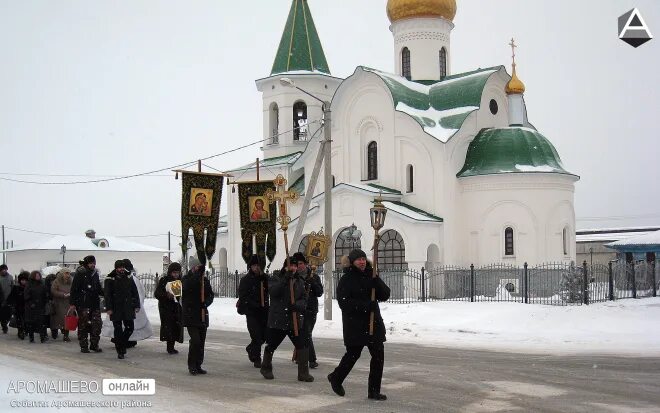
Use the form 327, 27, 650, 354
188, 255, 202, 271
167, 262, 182, 275
248, 255, 260, 267
122, 259, 134, 272
291, 252, 307, 264
348, 249, 367, 264
114, 260, 125, 270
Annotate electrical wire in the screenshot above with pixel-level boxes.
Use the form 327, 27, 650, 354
0, 121, 319, 185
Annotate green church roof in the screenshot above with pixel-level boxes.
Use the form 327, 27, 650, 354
457, 127, 575, 178
271, 0, 330, 75
360, 66, 502, 142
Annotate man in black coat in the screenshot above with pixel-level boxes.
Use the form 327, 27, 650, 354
328, 249, 391, 401
24, 270, 48, 343
104, 260, 140, 359
260, 258, 313, 382
154, 262, 183, 354
292, 252, 323, 369
181, 256, 214, 376
69, 255, 104, 353
238, 255, 269, 368
0, 264, 13, 334
7, 271, 28, 339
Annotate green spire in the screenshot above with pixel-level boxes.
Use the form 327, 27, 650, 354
271, 0, 330, 75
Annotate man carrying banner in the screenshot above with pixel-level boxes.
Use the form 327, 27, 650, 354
238, 255, 269, 368
182, 256, 214, 376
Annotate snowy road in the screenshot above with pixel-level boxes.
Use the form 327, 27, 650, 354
1, 327, 659, 412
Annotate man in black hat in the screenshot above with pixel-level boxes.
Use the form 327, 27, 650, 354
69, 255, 104, 353
238, 255, 269, 367
328, 249, 391, 401
292, 251, 323, 369
104, 260, 140, 359
181, 256, 214, 375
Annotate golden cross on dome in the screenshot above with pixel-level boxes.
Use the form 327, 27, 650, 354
509, 38, 517, 66
264, 174, 299, 231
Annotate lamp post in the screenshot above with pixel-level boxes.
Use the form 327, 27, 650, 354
60, 245, 66, 267
280, 77, 333, 321
368, 195, 387, 335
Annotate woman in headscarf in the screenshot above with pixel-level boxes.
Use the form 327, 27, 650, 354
24, 270, 48, 343
50, 268, 73, 341
154, 262, 184, 354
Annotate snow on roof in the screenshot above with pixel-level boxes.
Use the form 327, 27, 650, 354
395, 103, 478, 142
342, 182, 401, 195
606, 230, 660, 247
2, 234, 168, 253
381, 201, 442, 223
576, 226, 660, 243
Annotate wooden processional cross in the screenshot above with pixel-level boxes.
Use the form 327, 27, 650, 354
264, 174, 300, 335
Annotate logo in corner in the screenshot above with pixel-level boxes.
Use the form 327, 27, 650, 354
618, 8, 653, 48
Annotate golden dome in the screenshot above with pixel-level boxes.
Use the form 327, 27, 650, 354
387, 0, 457, 23
505, 64, 526, 95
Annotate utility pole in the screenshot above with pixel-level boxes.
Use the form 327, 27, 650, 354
323, 103, 333, 321
1, 225, 5, 265
168, 231, 171, 262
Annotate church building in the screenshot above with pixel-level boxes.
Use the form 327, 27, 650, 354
218, 0, 579, 272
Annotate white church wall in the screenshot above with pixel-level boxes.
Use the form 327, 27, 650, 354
458, 174, 577, 266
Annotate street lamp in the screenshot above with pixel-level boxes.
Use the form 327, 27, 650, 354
60, 245, 66, 267
280, 76, 333, 321
368, 195, 387, 335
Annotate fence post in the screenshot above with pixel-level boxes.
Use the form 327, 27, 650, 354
608, 261, 614, 301
235, 270, 239, 298
631, 262, 637, 299
524, 262, 529, 304
651, 260, 657, 298
582, 261, 589, 305
421, 267, 426, 302
470, 264, 475, 302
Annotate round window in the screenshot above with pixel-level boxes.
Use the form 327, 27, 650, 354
489, 99, 498, 115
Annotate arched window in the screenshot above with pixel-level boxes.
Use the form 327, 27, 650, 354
439, 48, 447, 79
504, 227, 514, 256
406, 164, 413, 193
331, 175, 336, 187
367, 141, 378, 180
562, 227, 569, 256
297, 235, 310, 254
378, 229, 406, 269
293, 101, 307, 141
401, 47, 411, 80
335, 227, 362, 270
269, 102, 279, 144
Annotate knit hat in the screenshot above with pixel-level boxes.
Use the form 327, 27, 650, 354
167, 262, 182, 275
114, 260, 125, 270
82, 255, 96, 265
348, 249, 367, 264
291, 252, 307, 264
122, 259, 134, 272
17, 271, 29, 282
188, 255, 202, 270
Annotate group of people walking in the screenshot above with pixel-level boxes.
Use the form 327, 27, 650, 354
1, 246, 391, 401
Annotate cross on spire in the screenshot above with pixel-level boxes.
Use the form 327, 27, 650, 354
509, 38, 517, 67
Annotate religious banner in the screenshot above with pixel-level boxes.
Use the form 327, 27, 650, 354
180, 171, 225, 267
238, 181, 278, 269
304, 229, 330, 267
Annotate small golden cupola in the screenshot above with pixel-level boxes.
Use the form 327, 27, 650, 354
387, 0, 457, 23
505, 38, 526, 95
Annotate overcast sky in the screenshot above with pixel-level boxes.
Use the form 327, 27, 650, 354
1, 0, 658, 254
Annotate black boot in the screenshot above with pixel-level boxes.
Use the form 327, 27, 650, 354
260, 350, 274, 380
297, 348, 314, 382
368, 393, 387, 401
40, 334, 47, 343
29, 332, 35, 343
18, 329, 25, 340
167, 341, 178, 354
90, 344, 102, 353
63, 330, 70, 342
328, 373, 345, 397
253, 357, 262, 368
52, 329, 58, 339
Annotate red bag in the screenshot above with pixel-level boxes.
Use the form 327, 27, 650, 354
65, 308, 79, 331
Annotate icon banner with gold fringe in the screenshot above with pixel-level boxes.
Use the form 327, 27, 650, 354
238, 181, 277, 269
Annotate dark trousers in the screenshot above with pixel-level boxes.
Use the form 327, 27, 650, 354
112, 320, 135, 355
1, 305, 12, 330
77, 309, 102, 349
332, 342, 385, 395
187, 326, 207, 370
26, 317, 46, 339
265, 327, 304, 353
304, 312, 318, 362
245, 314, 267, 361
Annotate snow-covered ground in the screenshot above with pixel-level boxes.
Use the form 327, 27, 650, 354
144, 296, 660, 357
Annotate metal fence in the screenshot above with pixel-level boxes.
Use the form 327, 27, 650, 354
138, 260, 658, 306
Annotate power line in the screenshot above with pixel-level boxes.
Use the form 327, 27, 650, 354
0, 173, 171, 178
4, 226, 182, 239
0, 121, 319, 186
4, 226, 65, 236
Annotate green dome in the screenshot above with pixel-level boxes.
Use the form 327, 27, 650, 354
457, 127, 574, 178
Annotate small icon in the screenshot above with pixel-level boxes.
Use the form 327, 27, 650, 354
618, 8, 653, 48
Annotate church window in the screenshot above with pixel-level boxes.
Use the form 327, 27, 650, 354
298, 235, 310, 254
378, 229, 407, 269
269, 102, 279, 144
332, 175, 336, 187
401, 47, 411, 80
504, 227, 514, 256
489, 99, 498, 115
367, 141, 378, 180
439, 48, 447, 79
406, 164, 414, 193
562, 226, 569, 256
293, 101, 307, 141
335, 227, 362, 270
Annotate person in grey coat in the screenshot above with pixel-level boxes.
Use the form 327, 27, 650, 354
0, 264, 13, 334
